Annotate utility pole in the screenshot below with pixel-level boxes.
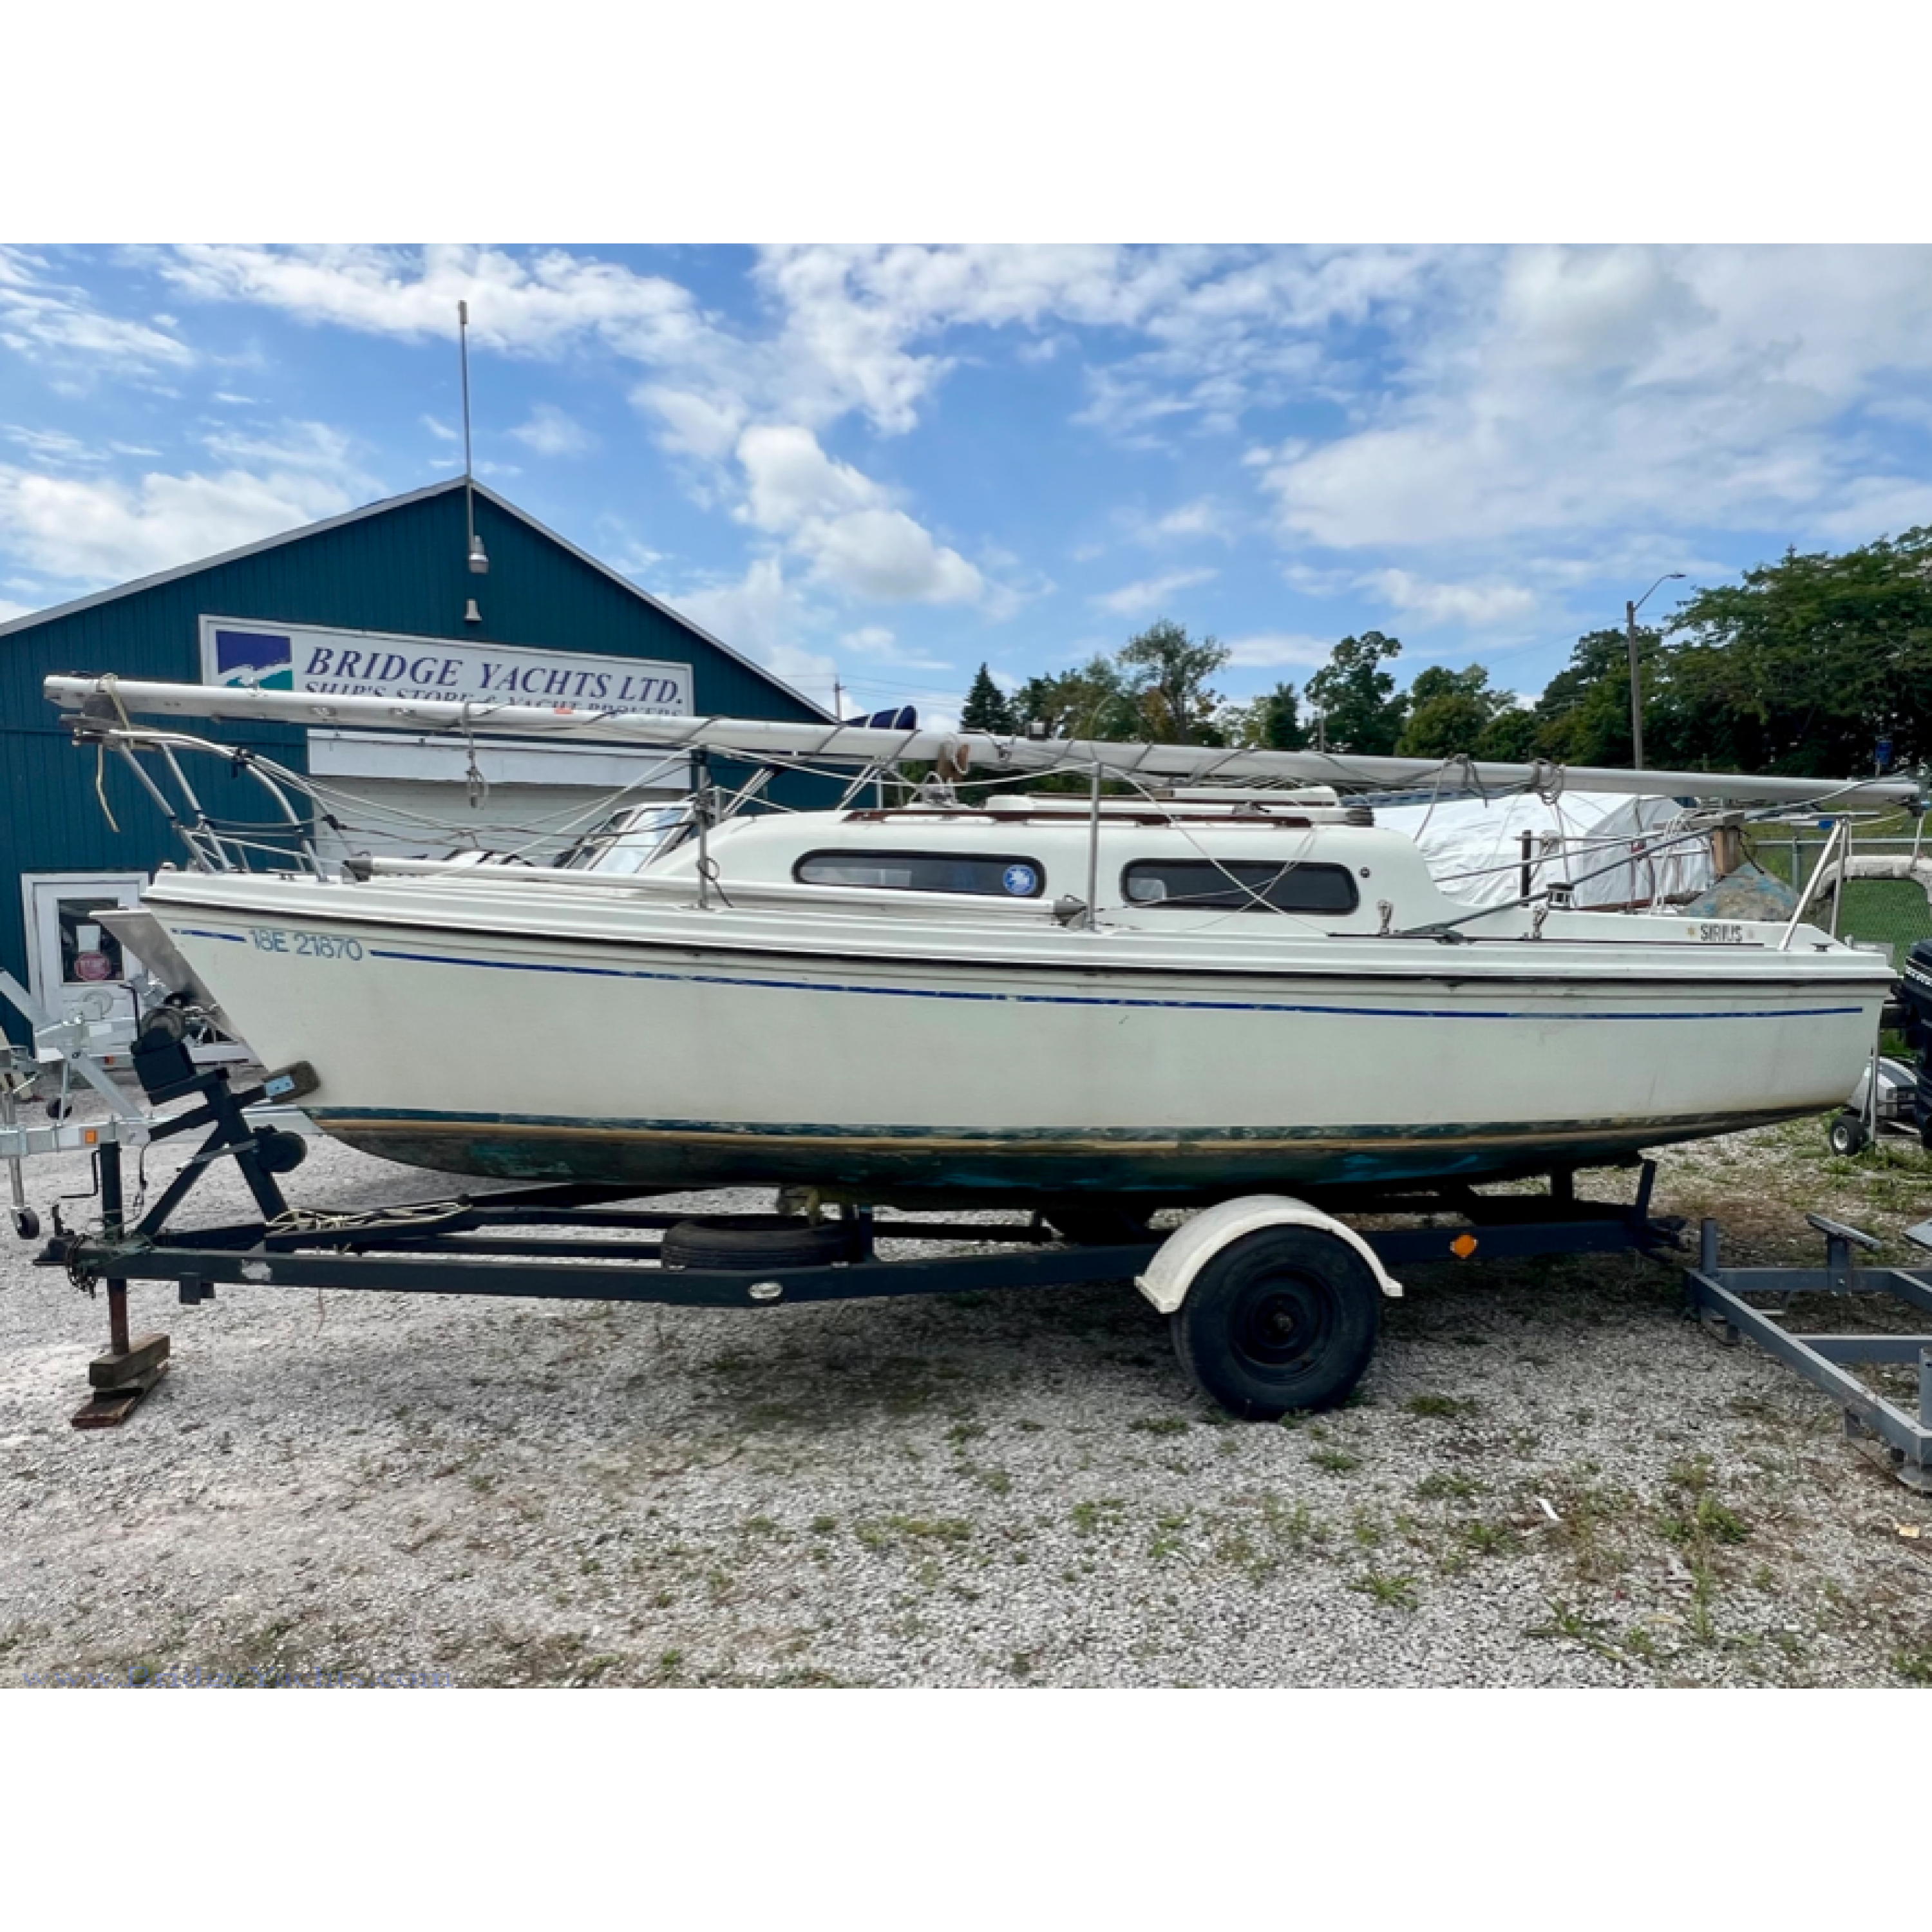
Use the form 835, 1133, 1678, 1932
1625, 573, 1685, 770
1624, 598, 1644, 773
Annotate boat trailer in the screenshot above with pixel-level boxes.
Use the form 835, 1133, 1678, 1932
12, 1014, 1932, 1481
6, 1008, 1691, 1428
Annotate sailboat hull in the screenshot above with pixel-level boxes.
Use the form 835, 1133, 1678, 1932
144, 878, 1889, 1203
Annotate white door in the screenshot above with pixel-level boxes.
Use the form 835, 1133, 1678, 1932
21, 873, 149, 1032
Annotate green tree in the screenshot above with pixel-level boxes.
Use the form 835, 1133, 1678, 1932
1655, 528, 1932, 774
960, 662, 1016, 734
1117, 618, 1231, 745
1305, 631, 1407, 755
1531, 627, 1649, 766
1472, 705, 1543, 762
1224, 681, 1309, 750
1394, 663, 1515, 758
1012, 656, 1136, 741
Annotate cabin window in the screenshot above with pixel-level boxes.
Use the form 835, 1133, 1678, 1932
1121, 858, 1360, 914
793, 851, 1046, 898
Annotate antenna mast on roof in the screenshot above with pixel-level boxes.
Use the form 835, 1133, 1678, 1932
458, 301, 488, 615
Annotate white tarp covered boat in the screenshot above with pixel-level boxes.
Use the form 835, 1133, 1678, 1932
1374, 790, 1716, 911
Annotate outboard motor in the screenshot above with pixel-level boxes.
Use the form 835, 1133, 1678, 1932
1897, 940, 1932, 1145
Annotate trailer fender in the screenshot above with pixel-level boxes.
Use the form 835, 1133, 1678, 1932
1135, 1195, 1403, 1316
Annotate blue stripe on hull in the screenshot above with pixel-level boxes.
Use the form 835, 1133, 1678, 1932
177, 925, 1862, 1023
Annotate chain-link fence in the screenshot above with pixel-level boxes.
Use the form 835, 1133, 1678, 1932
1745, 829, 1932, 968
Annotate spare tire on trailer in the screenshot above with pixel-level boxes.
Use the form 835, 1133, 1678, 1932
661, 1214, 860, 1271
1169, 1224, 1381, 1419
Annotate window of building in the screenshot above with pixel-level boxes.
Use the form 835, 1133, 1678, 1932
1121, 858, 1360, 914
793, 851, 1046, 897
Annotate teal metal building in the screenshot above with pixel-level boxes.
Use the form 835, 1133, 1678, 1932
0, 478, 829, 1042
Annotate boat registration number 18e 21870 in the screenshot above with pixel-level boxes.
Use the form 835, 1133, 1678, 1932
250, 927, 364, 960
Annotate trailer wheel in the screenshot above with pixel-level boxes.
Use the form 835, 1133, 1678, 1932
11, 1208, 39, 1241
1828, 1113, 1869, 1157
1170, 1226, 1380, 1419
661, 1214, 860, 1271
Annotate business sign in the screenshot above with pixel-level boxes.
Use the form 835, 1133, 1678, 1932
198, 617, 693, 715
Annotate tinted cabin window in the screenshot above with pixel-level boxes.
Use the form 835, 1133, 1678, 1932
794, 851, 1046, 897
1122, 859, 1359, 914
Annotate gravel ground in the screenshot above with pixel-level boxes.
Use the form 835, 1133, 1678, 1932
3, 1097, 1929, 1687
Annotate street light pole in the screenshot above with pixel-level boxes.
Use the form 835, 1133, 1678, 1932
1625, 572, 1686, 770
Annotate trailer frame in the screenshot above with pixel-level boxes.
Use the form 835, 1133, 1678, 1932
15, 1043, 1683, 1428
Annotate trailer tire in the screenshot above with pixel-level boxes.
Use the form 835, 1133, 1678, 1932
1170, 1226, 1380, 1419
1828, 1113, 1869, 1157
661, 1214, 859, 1271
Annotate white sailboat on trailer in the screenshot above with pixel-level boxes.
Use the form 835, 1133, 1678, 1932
44, 676, 1911, 1213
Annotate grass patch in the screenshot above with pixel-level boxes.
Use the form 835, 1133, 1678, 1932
1351, 1571, 1419, 1610
1070, 1498, 1127, 1537
1892, 1645, 1932, 1686
1407, 1394, 1479, 1420
1309, 1447, 1361, 1474
1662, 1497, 1751, 1548
1150, 1510, 1189, 1560
1415, 1471, 1485, 1502
1126, 1416, 1191, 1436
1457, 1520, 1510, 1557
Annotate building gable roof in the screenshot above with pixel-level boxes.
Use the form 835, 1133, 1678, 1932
0, 476, 829, 720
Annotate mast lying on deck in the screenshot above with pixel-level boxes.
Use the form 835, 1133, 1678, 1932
43, 675, 1926, 808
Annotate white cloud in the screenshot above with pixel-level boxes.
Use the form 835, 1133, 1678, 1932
5, 426, 101, 464
1258, 244, 1932, 553
1090, 565, 1217, 617
733, 423, 982, 605
637, 385, 746, 461
200, 420, 372, 483
421, 413, 460, 444
1145, 497, 1228, 542
806, 507, 981, 603
0, 419, 375, 587
164, 244, 706, 363
837, 624, 954, 671
0, 247, 194, 375
509, 402, 596, 459
669, 557, 837, 708
736, 424, 879, 532
592, 516, 665, 582
0, 459, 361, 585
1366, 569, 1537, 627
1226, 632, 1335, 668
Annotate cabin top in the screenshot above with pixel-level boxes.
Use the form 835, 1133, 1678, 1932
572, 800, 1450, 931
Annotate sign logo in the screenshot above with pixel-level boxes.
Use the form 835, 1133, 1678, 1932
1002, 864, 1039, 896
214, 629, 294, 690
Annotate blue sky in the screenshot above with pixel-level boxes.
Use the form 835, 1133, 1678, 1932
5, 243, 1931, 726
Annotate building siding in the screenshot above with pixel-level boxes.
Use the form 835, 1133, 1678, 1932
1, 482, 830, 1028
